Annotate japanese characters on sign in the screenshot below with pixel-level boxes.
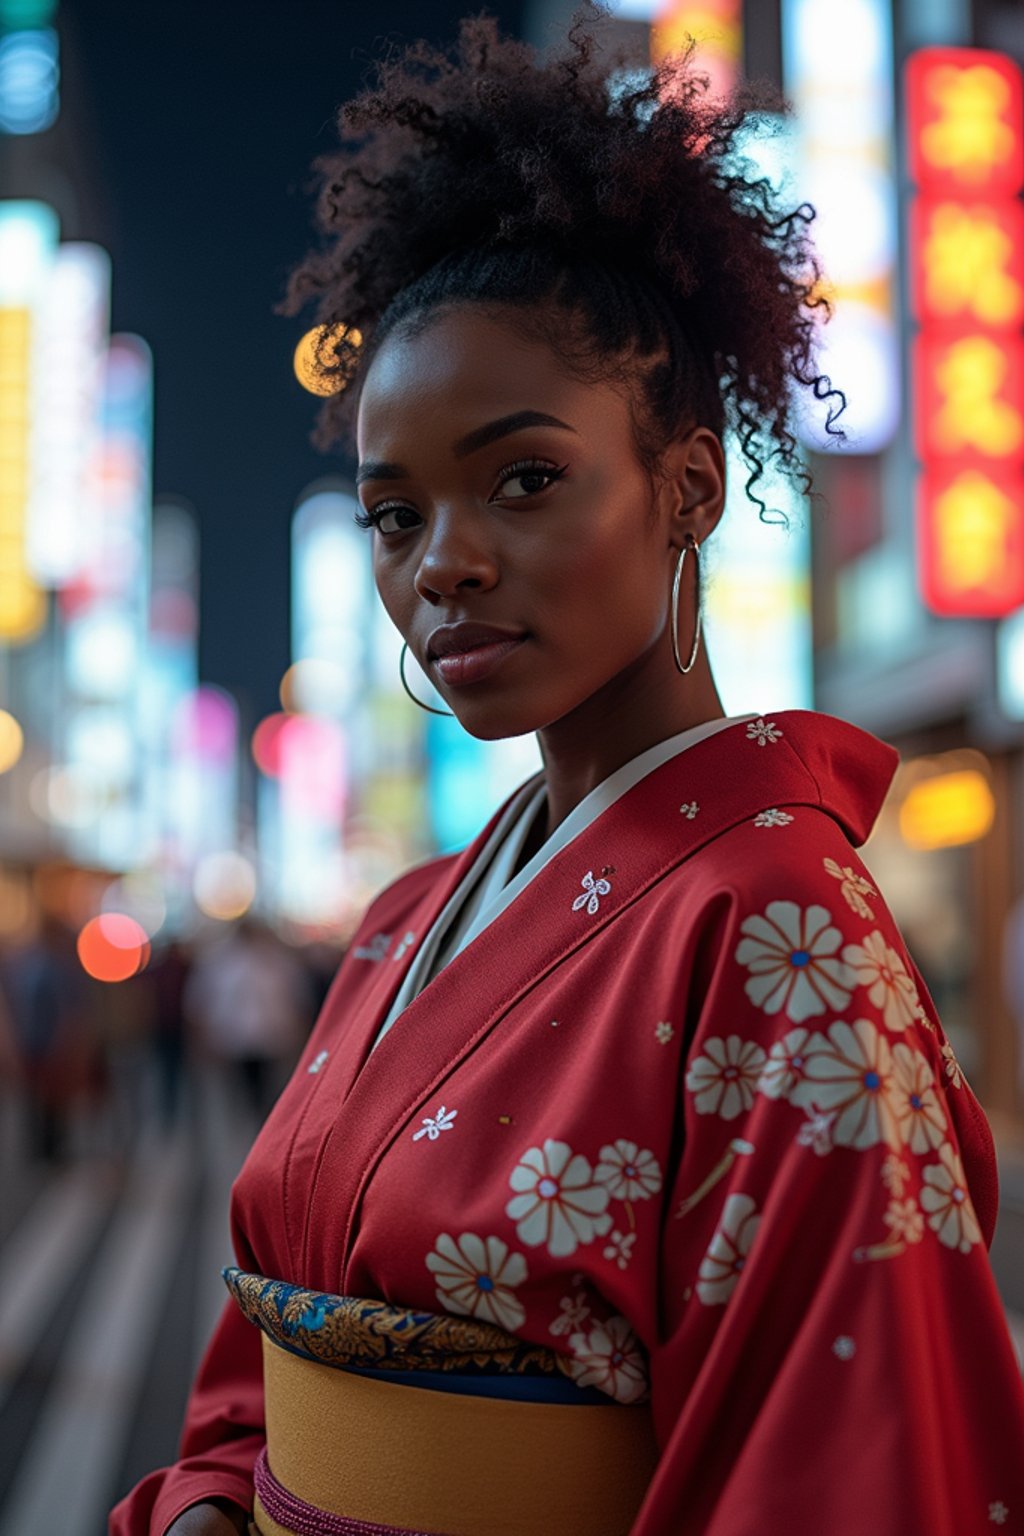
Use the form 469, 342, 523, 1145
906, 47, 1024, 617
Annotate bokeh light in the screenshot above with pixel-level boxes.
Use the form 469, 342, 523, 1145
292, 323, 362, 396
279, 657, 350, 715
77, 912, 151, 982
251, 712, 291, 778
0, 710, 24, 773
193, 850, 257, 920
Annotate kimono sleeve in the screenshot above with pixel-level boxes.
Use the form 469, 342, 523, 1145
632, 827, 1024, 1536
108, 1277, 264, 1535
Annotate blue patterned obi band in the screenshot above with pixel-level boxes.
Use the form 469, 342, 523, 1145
221, 1267, 608, 1404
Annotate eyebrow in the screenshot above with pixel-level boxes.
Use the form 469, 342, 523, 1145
355, 410, 579, 488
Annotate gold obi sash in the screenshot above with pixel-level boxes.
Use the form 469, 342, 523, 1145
224, 1269, 659, 1536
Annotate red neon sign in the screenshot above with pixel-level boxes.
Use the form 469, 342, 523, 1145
907, 47, 1024, 196
907, 47, 1024, 618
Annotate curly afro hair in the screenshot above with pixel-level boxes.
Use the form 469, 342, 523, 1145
281, 1, 845, 520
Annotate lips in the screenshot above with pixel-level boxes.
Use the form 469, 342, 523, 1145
426, 622, 528, 660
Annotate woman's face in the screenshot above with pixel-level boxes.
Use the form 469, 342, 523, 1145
355, 304, 720, 741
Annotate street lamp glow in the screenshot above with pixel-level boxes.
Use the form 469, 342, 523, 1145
293, 323, 362, 396
0, 709, 24, 772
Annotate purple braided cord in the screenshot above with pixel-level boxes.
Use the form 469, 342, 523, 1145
253, 1447, 445, 1536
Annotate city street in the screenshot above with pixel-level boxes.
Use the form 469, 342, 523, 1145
0, 1076, 254, 1536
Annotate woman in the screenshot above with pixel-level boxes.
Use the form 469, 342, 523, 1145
111, 6, 1024, 1534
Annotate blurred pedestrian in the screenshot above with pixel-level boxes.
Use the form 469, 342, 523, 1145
183, 917, 314, 1124
144, 937, 193, 1130
0, 910, 95, 1163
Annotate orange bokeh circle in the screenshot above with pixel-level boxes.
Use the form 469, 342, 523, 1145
77, 913, 151, 983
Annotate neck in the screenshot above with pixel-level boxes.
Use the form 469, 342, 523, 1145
533, 643, 725, 841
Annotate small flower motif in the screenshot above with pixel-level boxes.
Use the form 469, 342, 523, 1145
796, 1106, 836, 1157
686, 1035, 767, 1120
655, 1020, 675, 1045
989, 1501, 1009, 1525
549, 1289, 591, 1337
754, 809, 794, 828
891, 1042, 947, 1153
566, 1316, 648, 1404
757, 1026, 815, 1100
941, 1039, 965, 1089
696, 1193, 761, 1305
602, 1229, 637, 1270
679, 800, 700, 819
595, 1140, 662, 1203
747, 717, 783, 747
572, 869, 612, 917
425, 1233, 528, 1331
506, 1139, 612, 1257
920, 1142, 982, 1253
790, 1018, 900, 1151
883, 1198, 925, 1245
412, 1104, 458, 1142
353, 931, 391, 962
882, 1154, 911, 1195
832, 1335, 856, 1361
842, 931, 923, 1033
736, 901, 854, 1021
823, 857, 877, 921
307, 1049, 329, 1075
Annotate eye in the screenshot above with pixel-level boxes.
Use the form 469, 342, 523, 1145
494, 459, 569, 501
352, 502, 423, 535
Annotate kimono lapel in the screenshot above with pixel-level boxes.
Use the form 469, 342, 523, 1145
322, 778, 544, 1109
311, 712, 885, 1286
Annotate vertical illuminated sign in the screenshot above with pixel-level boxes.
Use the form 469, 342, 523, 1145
907, 48, 1024, 616
27, 242, 110, 586
62, 335, 154, 868
782, 0, 899, 453
0, 200, 56, 642
702, 122, 813, 714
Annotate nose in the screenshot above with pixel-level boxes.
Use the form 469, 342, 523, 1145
413, 507, 499, 603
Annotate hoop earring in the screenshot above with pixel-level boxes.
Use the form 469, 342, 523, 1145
671, 534, 702, 676
399, 642, 455, 717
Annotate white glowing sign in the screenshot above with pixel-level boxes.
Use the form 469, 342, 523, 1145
782, 0, 899, 452
27, 242, 111, 586
704, 121, 813, 714
292, 486, 372, 720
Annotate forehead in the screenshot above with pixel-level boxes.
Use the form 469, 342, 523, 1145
355, 305, 626, 456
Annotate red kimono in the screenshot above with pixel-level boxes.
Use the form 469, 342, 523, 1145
111, 711, 1024, 1536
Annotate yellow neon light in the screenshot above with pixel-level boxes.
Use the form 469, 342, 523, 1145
934, 470, 1017, 593
922, 64, 1016, 184
923, 205, 1021, 324
899, 769, 995, 849
933, 335, 1023, 455
0, 709, 23, 773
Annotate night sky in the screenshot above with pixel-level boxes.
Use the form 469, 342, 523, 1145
64, 0, 527, 726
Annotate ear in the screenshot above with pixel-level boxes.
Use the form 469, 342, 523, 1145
656, 426, 726, 549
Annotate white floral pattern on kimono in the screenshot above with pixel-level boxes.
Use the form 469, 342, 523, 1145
842, 931, 923, 1032
919, 1142, 983, 1253
735, 901, 854, 1021
891, 1041, 948, 1153
696, 1192, 761, 1305
595, 1140, 662, 1202
789, 1017, 901, 1151
685, 1035, 767, 1119
567, 1315, 649, 1403
756, 1026, 815, 1101
425, 1232, 528, 1330
505, 1139, 612, 1257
